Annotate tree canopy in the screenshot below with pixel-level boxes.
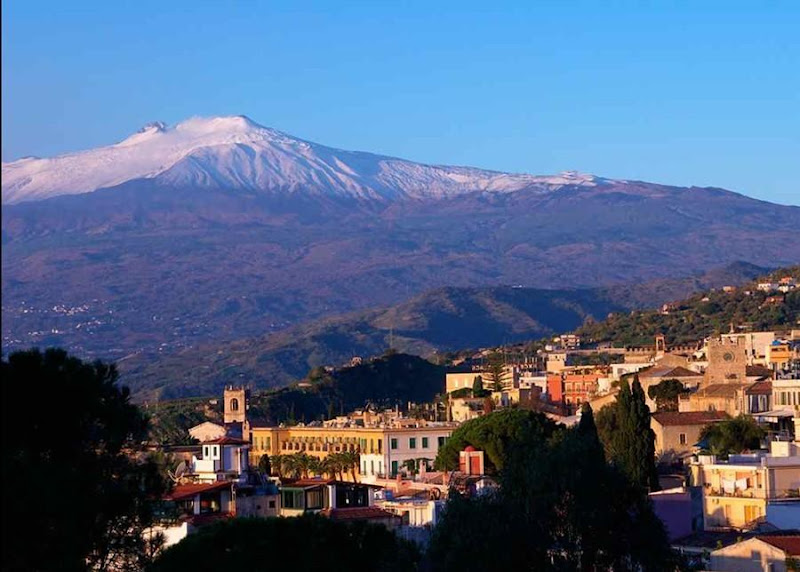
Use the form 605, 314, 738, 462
647, 379, 690, 412
148, 515, 419, 572
428, 404, 676, 571
596, 376, 660, 491
434, 408, 557, 472
1, 348, 169, 571
700, 415, 765, 457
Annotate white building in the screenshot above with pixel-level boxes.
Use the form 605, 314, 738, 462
192, 437, 251, 483
360, 425, 454, 480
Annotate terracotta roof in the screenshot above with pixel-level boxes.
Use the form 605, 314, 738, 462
321, 507, 401, 522
746, 380, 773, 395
652, 411, 729, 427
201, 436, 249, 445
282, 478, 382, 489
282, 478, 336, 488
165, 481, 233, 501
699, 384, 743, 397
758, 535, 800, 556
641, 366, 701, 379
746, 365, 774, 379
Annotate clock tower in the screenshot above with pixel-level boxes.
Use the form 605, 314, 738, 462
704, 337, 747, 385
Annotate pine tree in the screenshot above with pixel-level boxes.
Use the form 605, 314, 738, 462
472, 375, 484, 396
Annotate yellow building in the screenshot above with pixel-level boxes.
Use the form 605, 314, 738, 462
249, 422, 456, 480
446, 372, 482, 394
249, 425, 385, 462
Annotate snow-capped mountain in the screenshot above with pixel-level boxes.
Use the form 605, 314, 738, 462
1, 115, 606, 204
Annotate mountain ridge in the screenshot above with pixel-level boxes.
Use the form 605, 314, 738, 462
116, 261, 770, 401
2, 115, 610, 205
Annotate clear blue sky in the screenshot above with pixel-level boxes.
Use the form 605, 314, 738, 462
2, 1, 798, 205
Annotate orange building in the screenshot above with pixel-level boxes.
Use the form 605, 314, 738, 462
563, 373, 600, 405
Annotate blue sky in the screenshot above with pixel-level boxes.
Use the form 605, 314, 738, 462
2, 1, 798, 205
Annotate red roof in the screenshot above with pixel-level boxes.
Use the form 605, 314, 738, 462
165, 481, 233, 501
282, 478, 336, 488
651, 411, 729, 427
758, 535, 800, 556
201, 436, 249, 445
321, 507, 401, 522
747, 381, 773, 395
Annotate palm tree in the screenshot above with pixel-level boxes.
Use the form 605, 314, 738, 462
324, 453, 346, 480
307, 455, 323, 478
320, 455, 337, 480
271, 454, 285, 478
257, 454, 272, 476
341, 450, 360, 482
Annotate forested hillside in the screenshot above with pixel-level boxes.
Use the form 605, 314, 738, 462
576, 266, 800, 346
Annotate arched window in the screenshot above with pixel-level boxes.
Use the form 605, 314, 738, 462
230, 398, 239, 411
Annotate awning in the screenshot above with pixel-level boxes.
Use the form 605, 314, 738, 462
753, 410, 796, 423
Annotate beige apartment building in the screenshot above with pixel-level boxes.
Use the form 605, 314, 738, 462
689, 435, 800, 530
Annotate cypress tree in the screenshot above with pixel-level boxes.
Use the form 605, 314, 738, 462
600, 375, 660, 491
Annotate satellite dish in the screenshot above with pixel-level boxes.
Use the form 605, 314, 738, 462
168, 460, 187, 483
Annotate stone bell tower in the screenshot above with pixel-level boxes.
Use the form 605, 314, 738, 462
704, 337, 746, 385
223, 386, 249, 424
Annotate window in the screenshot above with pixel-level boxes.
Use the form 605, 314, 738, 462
679, 433, 687, 445
438, 437, 445, 447
391, 438, 398, 450
230, 398, 239, 411
282, 491, 300, 509
268, 500, 275, 509
391, 461, 399, 476
306, 489, 323, 510
422, 437, 429, 449
409, 438, 416, 449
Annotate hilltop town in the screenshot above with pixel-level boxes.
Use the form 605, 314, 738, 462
5, 268, 800, 571
100, 269, 799, 570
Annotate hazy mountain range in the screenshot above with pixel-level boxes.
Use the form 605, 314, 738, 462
118, 262, 768, 400
2, 115, 799, 388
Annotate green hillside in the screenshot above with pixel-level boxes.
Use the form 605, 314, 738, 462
119, 262, 768, 400
576, 266, 800, 347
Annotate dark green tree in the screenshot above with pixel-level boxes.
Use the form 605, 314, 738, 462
428, 403, 676, 571
1, 348, 170, 572
483, 351, 509, 391
647, 379, 689, 412
700, 415, 764, 457
434, 409, 557, 472
257, 453, 271, 476
596, 376, 660, 491
471, 375, 484, 396
148, 514, 419, 571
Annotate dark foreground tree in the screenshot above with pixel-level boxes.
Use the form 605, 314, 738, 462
148, 515, 419, 572
428, 404, 677, 571
1, 348, 169, 571
700, 415, 765, 457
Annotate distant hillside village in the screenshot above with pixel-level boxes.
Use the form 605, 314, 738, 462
145, 314, 800, 569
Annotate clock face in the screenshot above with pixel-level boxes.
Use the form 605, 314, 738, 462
723, 352, 734, 362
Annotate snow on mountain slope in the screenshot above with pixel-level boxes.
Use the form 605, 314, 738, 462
1, 115, 606, 204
